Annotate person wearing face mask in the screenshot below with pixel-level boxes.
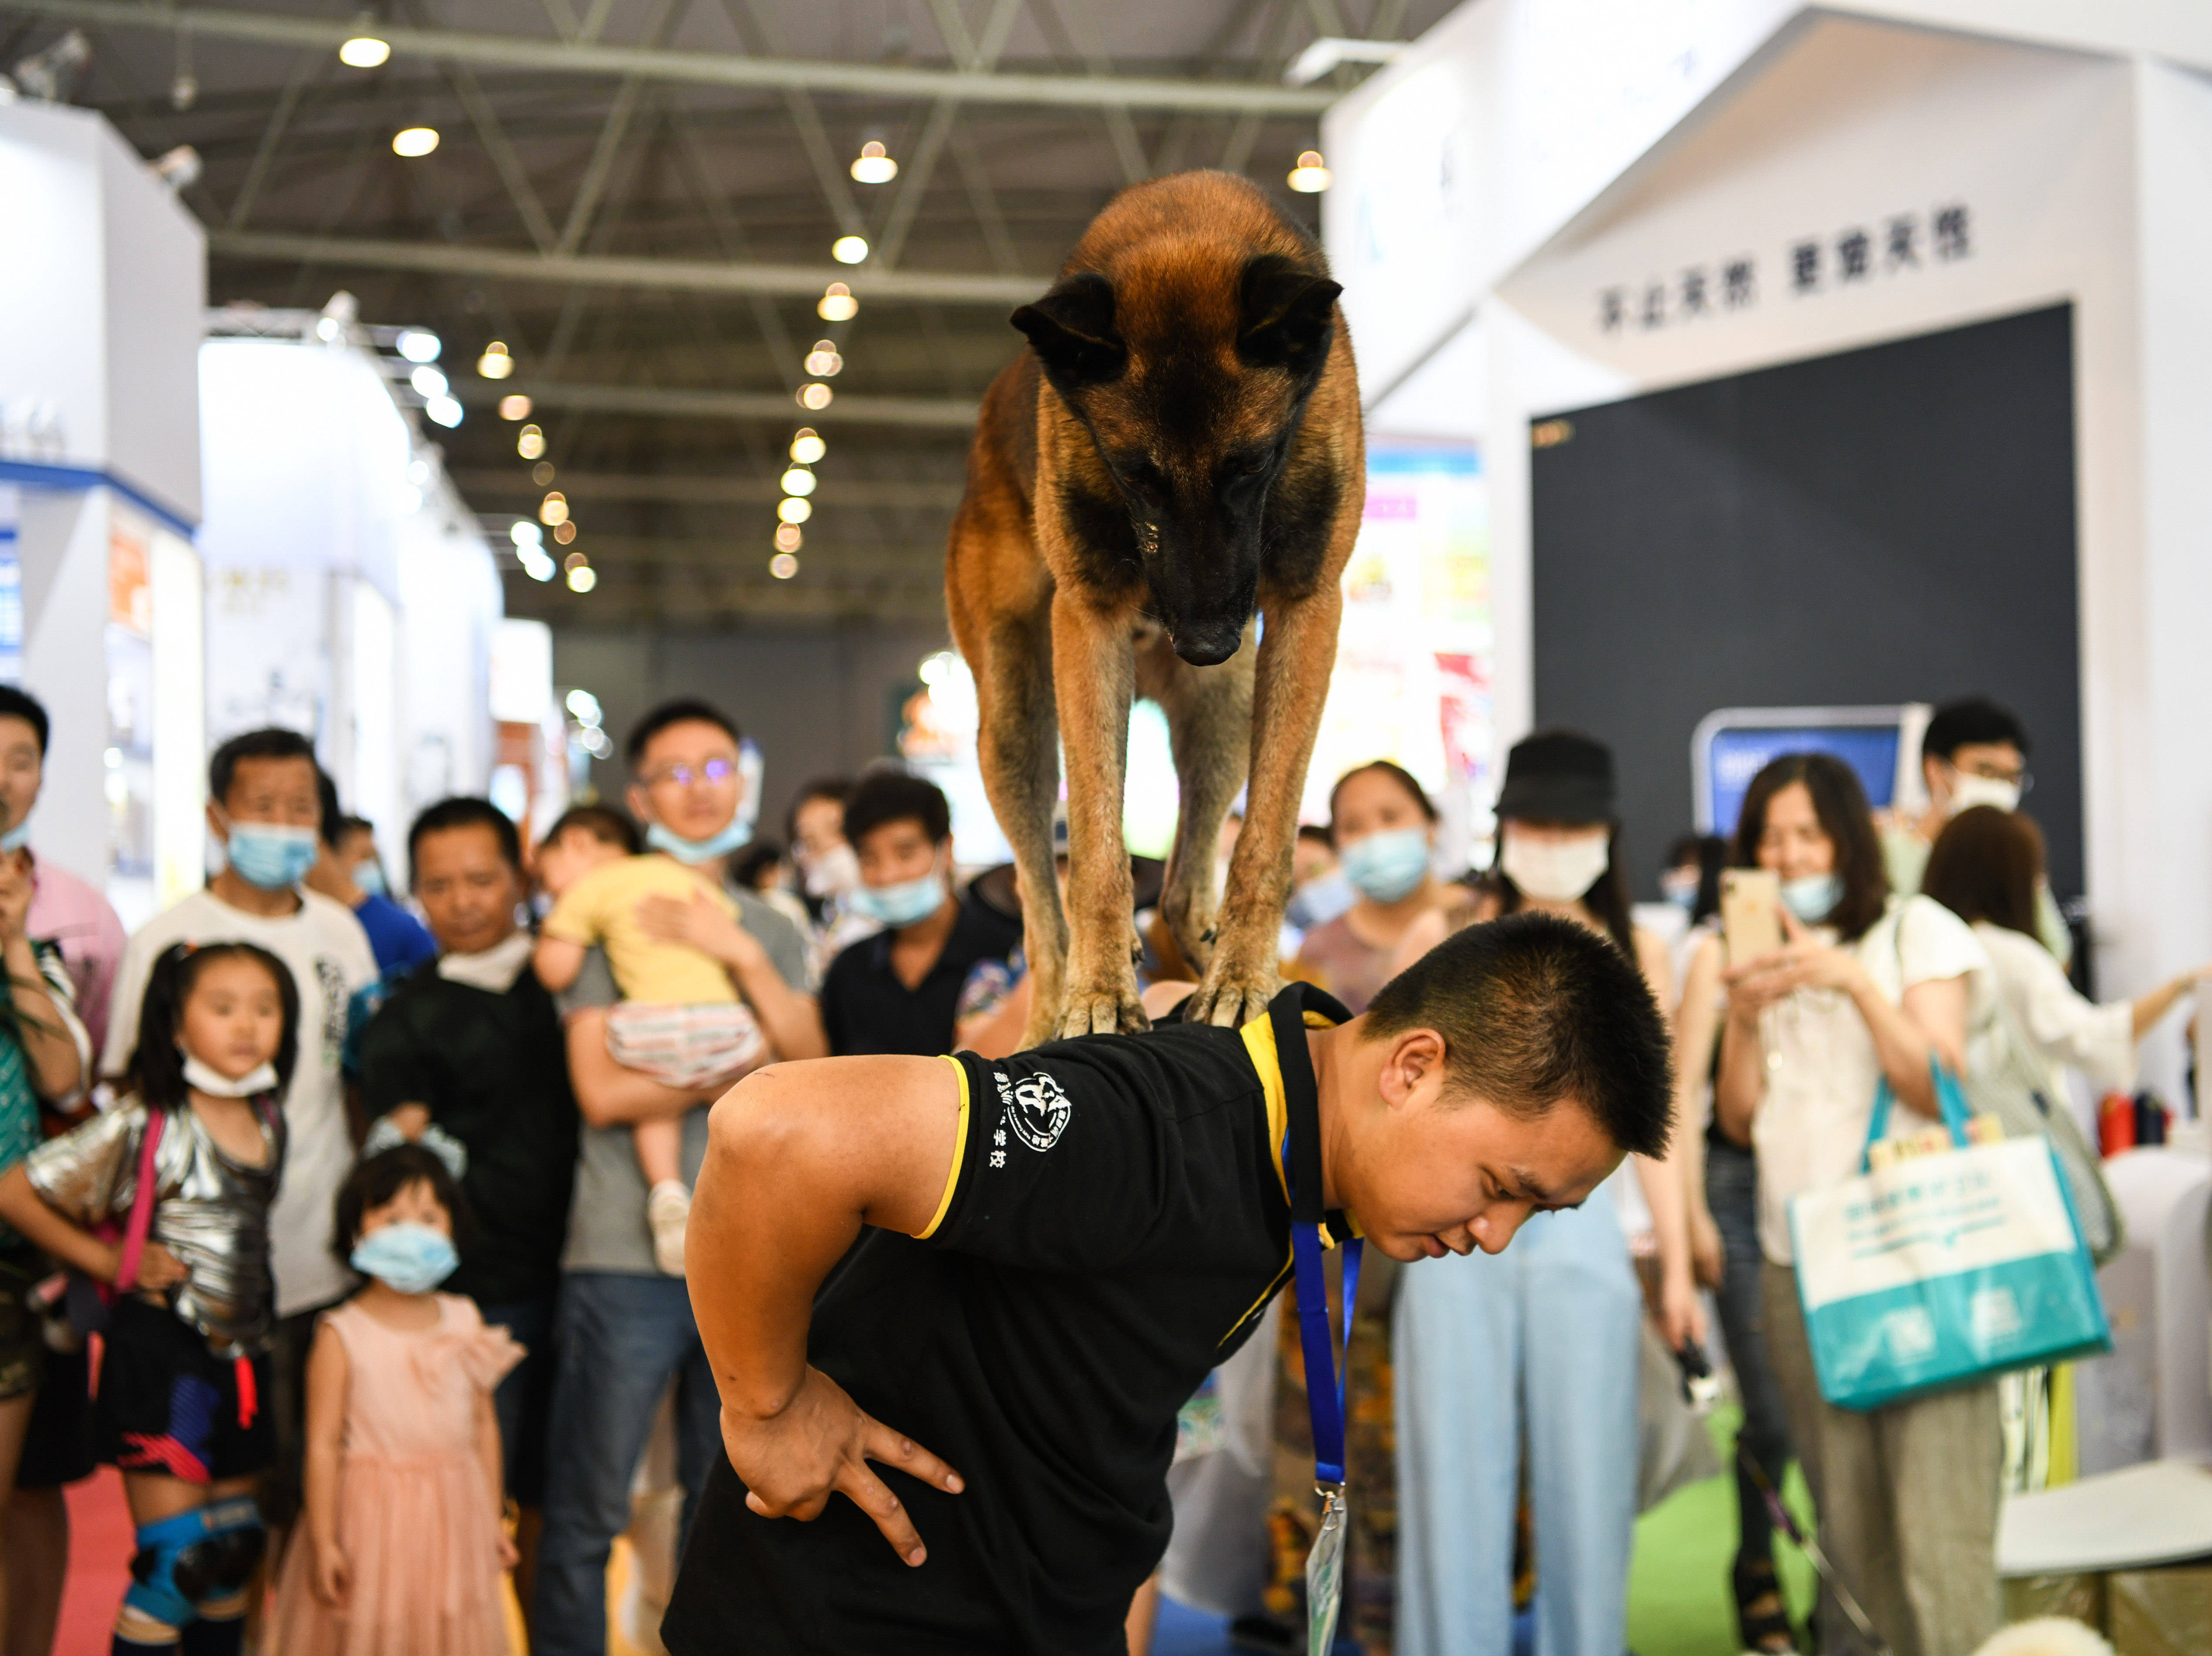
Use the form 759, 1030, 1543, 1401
1391, 730, 1703, 1656
1882, 697, 2071, 963
819, 768, 1022, 1058
303, 779, 435, 979
1698, 752, 1997, 1656
533, 703, 820, 1656
1294, 761, 1459, 1015
102, 729, 379, 1553
267, 1144, 522, 1656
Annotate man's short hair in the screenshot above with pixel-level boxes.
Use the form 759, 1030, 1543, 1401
209, 728, 317, 808
1923, 697, 2030, 762
1363, 911, 1673, 1159
314, 768, 344, 847
625, 698, 742, 768
409, 796, 524, 875
843, 768, 951, 850
1296, 823, 1334, 848
540, 803, 641, 856
0, 687, 50, 755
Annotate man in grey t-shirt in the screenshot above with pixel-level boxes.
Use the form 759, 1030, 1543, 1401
536, 701, 827, 1656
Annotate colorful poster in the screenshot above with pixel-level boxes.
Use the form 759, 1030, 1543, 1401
1305, 446, 1491, 857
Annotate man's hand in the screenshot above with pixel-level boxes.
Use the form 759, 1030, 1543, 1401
111, 1240, 187, 1293
638, 891, 768, 975
723, 1365, 963, 1568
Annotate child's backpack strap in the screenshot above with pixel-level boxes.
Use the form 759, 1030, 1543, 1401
112, 1108, 166, 1293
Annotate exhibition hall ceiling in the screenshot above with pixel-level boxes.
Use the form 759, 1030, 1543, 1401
0, 0, 1442, 627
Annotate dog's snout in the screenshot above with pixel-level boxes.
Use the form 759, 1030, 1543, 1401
1170, 627, 1243, 667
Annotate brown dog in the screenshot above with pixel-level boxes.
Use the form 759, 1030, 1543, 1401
946, 170, 1363, 1044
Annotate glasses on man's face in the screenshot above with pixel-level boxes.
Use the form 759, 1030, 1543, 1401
642, 757, 738, 790
1954, 758, 2033, 796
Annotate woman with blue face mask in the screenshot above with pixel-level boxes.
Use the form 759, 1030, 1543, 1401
1695, 752, 1999, 1656
1292, 761, 1453, 1017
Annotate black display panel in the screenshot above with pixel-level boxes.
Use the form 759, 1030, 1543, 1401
1530, 303, 2081, 899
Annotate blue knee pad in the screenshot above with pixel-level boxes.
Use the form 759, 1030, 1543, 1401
126, 1498, 266, 1628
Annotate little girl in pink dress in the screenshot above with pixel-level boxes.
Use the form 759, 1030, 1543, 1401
269, 1145, 521, 1656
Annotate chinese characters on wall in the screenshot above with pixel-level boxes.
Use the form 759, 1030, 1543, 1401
1598, 203, 1973, 334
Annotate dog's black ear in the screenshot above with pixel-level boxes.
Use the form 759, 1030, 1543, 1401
1011, 273, 1126, 388
1237, 255, 1340, 377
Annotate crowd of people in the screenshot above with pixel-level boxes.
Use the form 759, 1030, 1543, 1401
0, 673, 2188, 1656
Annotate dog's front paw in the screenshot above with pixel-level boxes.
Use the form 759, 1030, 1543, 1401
1186, 942, 1280, 1030
1055, 965, 1149, 1038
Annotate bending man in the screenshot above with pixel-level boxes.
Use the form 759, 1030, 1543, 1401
665, 912, 1674, 1654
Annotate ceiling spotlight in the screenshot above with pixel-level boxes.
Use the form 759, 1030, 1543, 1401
315, 316, 342, 342
773, 523, 803, 553
566, 563, 597, 593
789, 429, 826, 465
477, 341, 515, 379
831, 235, 869, 265
510, 521, 543, 547
849, 140, 898, 184
553, 520, 577, 544
500, 394, 533, 421
532, 461, 556, 487
566, 688, 602, 722
397, 329, 442, 362
818, 283, 858, 322
770, 552, 799, 580
410, 364, 448, 398
392, 126, 440, 158
425, 395, 463, 428
540, 491, 569, 527
798, 383, 833, 410
517, 425, 546, 459
804, 340, 844, 377
563, 551, 588, 573
339, 31, 391, 69
777, 497, 812, 525
1287, 150, 1332, 192
521, 546, 555, 581
780, 467, 816, 497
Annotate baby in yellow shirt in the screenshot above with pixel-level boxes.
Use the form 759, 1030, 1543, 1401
534, 818, 767, 1274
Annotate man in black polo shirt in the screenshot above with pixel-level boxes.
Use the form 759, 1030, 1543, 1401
819, 768, 1021, 1057
356, 795, 580, 1624
663, 912, 1672, 1654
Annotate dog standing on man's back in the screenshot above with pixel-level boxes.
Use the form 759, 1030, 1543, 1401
947, 170, 1363, 1045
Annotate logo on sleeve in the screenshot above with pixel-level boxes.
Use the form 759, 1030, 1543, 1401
992, 1067, 1071, 1153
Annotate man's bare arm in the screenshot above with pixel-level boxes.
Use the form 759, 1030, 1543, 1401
688, 1056, 968, 1565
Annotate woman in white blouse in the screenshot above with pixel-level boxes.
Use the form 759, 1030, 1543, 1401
1688, 753, 1997, 1656
1921, 805, 2203, 1099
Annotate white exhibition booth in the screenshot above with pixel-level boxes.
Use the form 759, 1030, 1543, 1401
2, 98, 506, 922
1325, 0, 2212, 1485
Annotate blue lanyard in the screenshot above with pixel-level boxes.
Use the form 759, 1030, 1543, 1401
1270, 982, 1360, 1490
1289, 1182, 1362, 1487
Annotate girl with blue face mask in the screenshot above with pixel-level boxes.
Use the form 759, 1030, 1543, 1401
268, 1144, 522, 1654
1291, 761, 1450, 1017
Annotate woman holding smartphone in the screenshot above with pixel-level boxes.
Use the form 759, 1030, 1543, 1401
1691, 752, 1996, 1656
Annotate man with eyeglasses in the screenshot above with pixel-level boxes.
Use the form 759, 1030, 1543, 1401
535, 698, 826, 1656
1883, 695, 2070, 960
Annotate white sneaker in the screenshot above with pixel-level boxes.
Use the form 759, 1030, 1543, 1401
647, 1181, 691, 1277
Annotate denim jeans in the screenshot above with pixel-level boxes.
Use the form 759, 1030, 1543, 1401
1394, 1188, 1641, 1656
533, 1272, 725, 1656
1705, 1134, 1793, 1565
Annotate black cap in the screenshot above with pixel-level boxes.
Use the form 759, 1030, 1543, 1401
1495, 729, 1616, 826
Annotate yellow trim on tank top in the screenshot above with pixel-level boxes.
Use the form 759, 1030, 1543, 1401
913, 1054, 970, 1239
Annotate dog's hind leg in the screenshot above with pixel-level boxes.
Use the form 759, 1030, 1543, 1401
1140, 621, 1255, 986
1050, 591, 1145, 1038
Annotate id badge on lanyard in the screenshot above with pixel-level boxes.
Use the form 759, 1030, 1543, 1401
1272, 985, 1360, 1656
1291, 1207, 1360, 1656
